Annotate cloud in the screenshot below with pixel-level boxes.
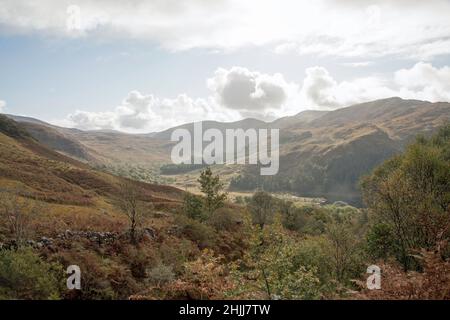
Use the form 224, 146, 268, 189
300, 66, 397, 108
300, 62, 450, 109
0, 100, 5, 112
207, 67, 291, 113
394, 62, 450, 102
1, 1, 450, 58
341, 61, 373, 68
59, 62, 450, 132
63, 67, 292, 132
63, 90, 240, 133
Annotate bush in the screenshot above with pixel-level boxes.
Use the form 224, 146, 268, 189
147, 263, 175, 287
208, 208, 241, 232
175, 215, 217, 249
0, 248, 63, 300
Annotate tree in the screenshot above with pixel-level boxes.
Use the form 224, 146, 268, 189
247, 191, 275, 229
117, 181, 142, 244
326, 221, 363, 283
198, 167, 227, 216
361, 124, 450, 270
0, 188, 41, 246
182, 192, 205, 221
230, 218, 321, 300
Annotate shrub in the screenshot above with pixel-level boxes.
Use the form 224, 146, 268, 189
147, 263, 175, 287
0, 247, 63, 300
208, 208, 241, 232
175, 215, 217, 249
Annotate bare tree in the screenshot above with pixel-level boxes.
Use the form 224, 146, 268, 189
0, 188, 40, 246
117, 182, 142, 244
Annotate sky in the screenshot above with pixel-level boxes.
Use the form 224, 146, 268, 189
0, 0, 450, 132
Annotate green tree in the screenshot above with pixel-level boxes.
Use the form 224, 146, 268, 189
361, 124, 450, 270
198, 167, 227, 216
230, 218, 321, 299
182, 193, 205, 221
247, 191, 275, 229
326, 221, 364, 283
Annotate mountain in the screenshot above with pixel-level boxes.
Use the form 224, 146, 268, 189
6, 97, 450, 204
0, 114, 182, 211
230, 98, 450, 204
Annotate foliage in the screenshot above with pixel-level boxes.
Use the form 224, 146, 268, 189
198, 167, 227, 216
207, 208, 241, 232
361, 124, 450, 270
0, 247, 63, 300
230, 218, 322, 300
247, 191, 276, 229
160, 163, 206, 175
175, 215, 217, 249
147, 263, 175, 287
0, 189, 42, 246
326, 220, 366, 284
182, 192, 205, 221
355, 245, 450, 300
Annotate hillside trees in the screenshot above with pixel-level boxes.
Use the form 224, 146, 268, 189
230, 218, 321, 299
361, 124, 450, 270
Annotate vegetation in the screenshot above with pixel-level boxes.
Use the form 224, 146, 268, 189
197, 167, 227, 216
160, 163, 207, 175
116, 182, 145, 244
0, 247, 63, 300
0, 115, 449, 300
361, 124, 450, 270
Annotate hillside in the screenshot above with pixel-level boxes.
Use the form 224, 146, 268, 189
0, 114, 182, 214
7, 97, 450, 204
230, 98, 450, 204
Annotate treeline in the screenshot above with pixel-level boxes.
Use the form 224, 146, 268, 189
159, 163, 207, 175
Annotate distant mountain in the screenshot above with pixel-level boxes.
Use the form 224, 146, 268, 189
0, 114, 182, 207
6, 97, 450, 204
230, 98, 450, 204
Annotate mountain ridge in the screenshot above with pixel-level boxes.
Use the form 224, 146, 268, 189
3, 97, 449, 204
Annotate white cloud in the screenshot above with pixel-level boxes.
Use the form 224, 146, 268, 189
341, 61, 373, 68
59, 62, 450, 132
394, 62, 450, 102
300, 62, 450, 109
207, 67, 292, 113
0, 100, 5, 112
1, 0, 450, 58
300, 67, 396, 108
62, 90, 240, 133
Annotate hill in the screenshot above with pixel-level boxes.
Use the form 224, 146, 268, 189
7, 97, 450, 204
0, 114, 182, 211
